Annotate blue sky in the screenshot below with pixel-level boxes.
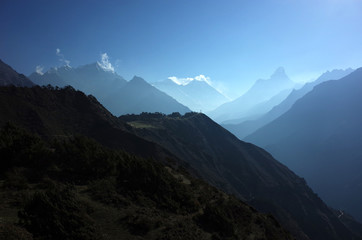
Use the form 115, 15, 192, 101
1, 0, 362, 98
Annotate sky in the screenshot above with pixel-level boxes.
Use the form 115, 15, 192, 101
1, 0, 362, 98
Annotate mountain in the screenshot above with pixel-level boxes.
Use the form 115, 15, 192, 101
120, 112, 362, 240
153, 78, 229, 112
0, 59, 34, 87
209, 67, 295, 122
29, 66, 70, 88
3, 59, 362, 239
0, 60, 294, 240
29, 64, 190, 116
103, 76, 190, 116
0, 85, 184, 164
246, 67, 362, 222
224, 68, 354, 139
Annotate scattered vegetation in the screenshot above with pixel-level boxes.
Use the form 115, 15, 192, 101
0, 123, 293, 239
119, 111, 199, 122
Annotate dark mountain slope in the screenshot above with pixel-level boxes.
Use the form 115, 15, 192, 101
0, 85, 176, 163
0, 123, 294, 240
0, 59, 34, 87
120, 112, 362, 240
223, 68, 354, 139
103, 76, 190, 116
246, 67, 362, 222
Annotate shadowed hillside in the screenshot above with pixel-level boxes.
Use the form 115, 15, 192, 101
0, 123, 294, 240
120, 112, 362, 240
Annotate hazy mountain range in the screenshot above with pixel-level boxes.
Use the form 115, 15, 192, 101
246, 67, 362, 222
224, 68, 354, 139
29, 63, 190, 116
29, 63, 127, 98
2, 58, 362, 240
153, 78, 229, 112
209, 67, 296, 123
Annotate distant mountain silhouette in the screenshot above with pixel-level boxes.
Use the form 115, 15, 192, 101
29, 66, 70, 88
153, 78, 229, 112
224, 68, 354, 139
103, 76, 190, 116
0, 59, 34, 87
120, 112, 362, 240
29, 62, 127, 100
209, 67, 295, 122
29, 64, 190, 116
246, 67, 362, 222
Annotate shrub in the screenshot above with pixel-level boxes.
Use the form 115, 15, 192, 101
196, 200, 235, 237
18, 185, 102, 240
0, 123, 52, 181
116, 154, 197, 212
53, 136, 117, 183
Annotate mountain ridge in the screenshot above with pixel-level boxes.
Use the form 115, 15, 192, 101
223, 68, 354, 139
245, 67, 362, 222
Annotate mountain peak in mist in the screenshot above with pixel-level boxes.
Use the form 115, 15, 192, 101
209, 67, 295, 122
130, 75, 146, 83
153, 77, 229, 112
271, 66, 286, 78
251, 67, 294, 92
128, 76, 152, 88
255, 67, 291, 85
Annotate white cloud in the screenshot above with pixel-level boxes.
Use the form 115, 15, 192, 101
168, 75, 211, 86
55, 48, 71, 67
194, 74, 212, 85
168, 74, 230, 98
168, 76, 194, 85
168, 76, 180, 84
35, 65, 44, 75
97, 53, 114, 72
